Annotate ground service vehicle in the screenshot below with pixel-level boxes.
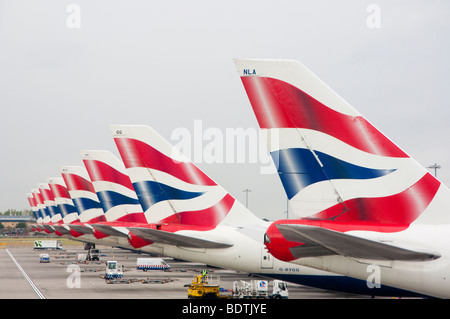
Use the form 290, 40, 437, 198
187, 271, 221, 299
34, 240, 62, 250
104, 261, 123, 280
87, 249, 101, 261
187, 271, 288, 299
232, 280, 288, 299
39, 253, 50, 263
136, 258, 171, 271
77, 253, 87, 262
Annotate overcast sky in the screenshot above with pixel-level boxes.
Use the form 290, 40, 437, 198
1, 1, 449, 221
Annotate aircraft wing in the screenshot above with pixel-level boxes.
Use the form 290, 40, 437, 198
277, 224, 440, 261
91, 224, 129, 237
53, 224, 72, 235
68, 224, 94, 235
42, 224, 56, 233
128, 227, 233, 249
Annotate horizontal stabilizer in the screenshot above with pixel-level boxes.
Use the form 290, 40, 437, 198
128, 227, 233, 249
42, 225, 55, 233
53, 225, 72, 235
277, 224, 440, 261
68, 224, 94, 235
91, 224, 129, 237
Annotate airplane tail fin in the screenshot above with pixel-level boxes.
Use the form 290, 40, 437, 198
27, 192, 41, 230
32, 188, 53, 233
81, 150, 147, 223
32, 188, 47, 221
38, 183, 62, 224
110, 125, 262, 229
47, 177, 79, 224
60, 166, 106, 224
235, 58, 450, 227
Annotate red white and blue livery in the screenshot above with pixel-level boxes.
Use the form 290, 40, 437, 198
47, 176, 80, 236
236, 58, 450, 298
60, 165, 106, 237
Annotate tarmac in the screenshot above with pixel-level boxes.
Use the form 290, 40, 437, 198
0, 238, 369, 300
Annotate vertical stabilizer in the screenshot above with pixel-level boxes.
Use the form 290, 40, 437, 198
47, 177, 79, 224
81, 150, 147, 223
111, 125, 263, 229
60, 166, 106, 224
235, 58, 450, 226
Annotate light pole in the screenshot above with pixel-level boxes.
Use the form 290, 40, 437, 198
427, 163, 441, 178
285, 197, 289, 219
243, 189, 251, 208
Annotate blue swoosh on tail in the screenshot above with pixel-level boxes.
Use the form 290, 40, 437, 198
58, 203, 79, 216
271, 148, 396, 199
96, 190, 141, 212
132, 181, 206, 211
72, 197, 102, 213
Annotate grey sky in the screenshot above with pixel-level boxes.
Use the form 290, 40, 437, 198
1, 1, 449, 221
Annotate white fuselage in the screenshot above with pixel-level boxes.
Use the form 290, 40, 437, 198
66, 223, 326, 277
58, 222, 432, 297
287, 224, 450, 298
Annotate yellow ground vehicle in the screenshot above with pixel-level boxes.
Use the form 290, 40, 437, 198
187, 270, 289, 299
187, 270, 221, 299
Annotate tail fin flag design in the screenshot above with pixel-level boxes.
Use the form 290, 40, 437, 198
47, 177, 80, 225
235, 58, 450, 228
60, 166, 106, 224
27, 193, 39, 220
38, 183, 63, 223
27, 193, 42, 231
32, 188, 53, 233
81, 150, 147, 224
111, 125, 261, 229
32, 189, 48, 221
